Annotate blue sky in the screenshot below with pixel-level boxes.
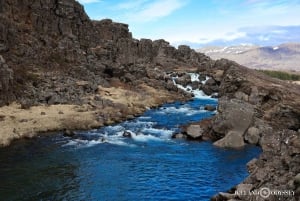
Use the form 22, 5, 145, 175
77, 0, 300, 47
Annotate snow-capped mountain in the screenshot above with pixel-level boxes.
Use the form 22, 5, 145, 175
198, 43, 300, 72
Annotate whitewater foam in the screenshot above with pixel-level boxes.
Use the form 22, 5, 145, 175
131, 132, 162, 142
189, 73, 200, 82
61, 73, 218, 149
141, 127, 173, 138
63, 139, 102, 148
171, 73, 217, 99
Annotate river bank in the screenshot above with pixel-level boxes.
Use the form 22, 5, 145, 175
195, 62, 300, 200
0, 86, 261, 201
0, 82, 190, 147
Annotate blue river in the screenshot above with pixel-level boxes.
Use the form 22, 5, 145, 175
0, 97, 261, 201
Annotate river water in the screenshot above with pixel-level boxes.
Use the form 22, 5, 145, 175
0, 75, 261, 201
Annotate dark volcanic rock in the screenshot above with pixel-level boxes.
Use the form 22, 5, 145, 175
0, 56, 13, 91
213, 130, 245, 148
0, 0, 210, 106
208, 59, 300, 200
0, 0, 209, 105
176, 74, 192, 86
122, 131, 132, 138
171, 133, 187, 139
0, 55, 14, 105
202, 78, 219, 96
204, 104, 216, 111
212, 97, 254, 141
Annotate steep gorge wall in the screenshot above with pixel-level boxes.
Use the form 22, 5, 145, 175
0, 0, 210, 106
198, 60, 300, 200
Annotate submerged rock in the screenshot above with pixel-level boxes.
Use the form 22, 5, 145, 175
171, 133, 187, 139
122, 131, 132, 138
204, 105, 216, 111
63, 129, 75, 137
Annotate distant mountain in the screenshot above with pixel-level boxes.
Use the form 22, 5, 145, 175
198, 43, 300, 72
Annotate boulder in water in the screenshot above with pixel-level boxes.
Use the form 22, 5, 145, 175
171, 133, 187, 139
186, 124, 203, 139
213, 131, 245, 148
212, 97, 254, 138
123, 131, 132, 138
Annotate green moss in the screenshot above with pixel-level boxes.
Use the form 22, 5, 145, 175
258, 70, 300, 81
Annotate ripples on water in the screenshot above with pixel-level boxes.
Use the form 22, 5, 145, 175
0, 97, 261, 201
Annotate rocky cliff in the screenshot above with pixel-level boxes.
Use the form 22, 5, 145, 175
0, 0, 209, 107
191, 60, 300, 200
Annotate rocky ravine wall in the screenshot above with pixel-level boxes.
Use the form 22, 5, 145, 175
0, 0, 210, 107
191, 60, 300, 201
1, 0, 214, 146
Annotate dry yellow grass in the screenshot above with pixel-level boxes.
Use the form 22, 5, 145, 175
0, 83, 182, 147
0, 103, 100, 146
97, 84, 176, 109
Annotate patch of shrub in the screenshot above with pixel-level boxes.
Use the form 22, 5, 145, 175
259, 70, 300, 81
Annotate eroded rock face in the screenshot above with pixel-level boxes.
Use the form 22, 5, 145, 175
0, 55, 14, 105
207, 56, 300, 201
245, 127, 260, 145
0, 0, 210, 106
0, 56, 13, 90
213, 130, 245, 148
212, 97, 254, 144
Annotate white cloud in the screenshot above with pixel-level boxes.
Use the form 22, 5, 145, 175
241, 0, 300, 25
135, 0, 185, 21
223, 32, 247, 41
258, 35, 270, 41
159, 25, 248, 46
115, 0, 149, 10
117, 0, 187, 22
77, 0, 100, 4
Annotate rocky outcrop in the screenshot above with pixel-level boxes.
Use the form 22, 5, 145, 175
0, 0, 205, 147
213, 98, 254, 134
213, 131, 245, 148
244, 126, 260, 145
173, 54, 299, 200
0, 55, 14, 105
197, 60, 300, 200
0, 0, 209, 107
